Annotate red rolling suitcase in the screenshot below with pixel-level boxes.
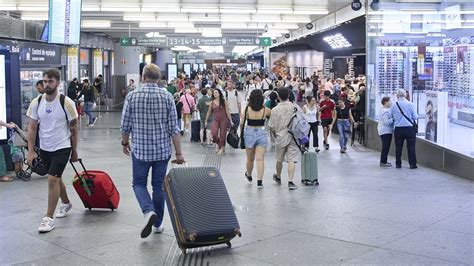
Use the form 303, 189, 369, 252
71, 159, 120, 211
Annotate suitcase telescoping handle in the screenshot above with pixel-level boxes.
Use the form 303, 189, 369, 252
69, 158, 90, 178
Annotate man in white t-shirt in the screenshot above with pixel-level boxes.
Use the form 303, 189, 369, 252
27, 69, 79, 233
224, 80, 242, 128
262, 74, 272, 92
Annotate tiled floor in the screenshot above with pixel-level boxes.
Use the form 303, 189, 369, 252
1, 112, 473, 265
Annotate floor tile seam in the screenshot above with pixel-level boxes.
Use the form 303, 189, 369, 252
347, 213, 450, 228
342, 246, 469, 266
375, 246, 471, 265
231, 230, 298, 251
205, 252, 276, 266
292, 229, 382, 250
417, 209, 469, 231
10, 249, 106, 266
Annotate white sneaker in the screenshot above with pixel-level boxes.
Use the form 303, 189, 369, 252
153, 224, 164, 234
141, 211, 157, 238
56, 202, 72, 218
38, 217, 55, 233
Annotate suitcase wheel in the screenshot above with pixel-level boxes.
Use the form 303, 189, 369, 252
88, 208, 92, 211
179, 245, 186, 255
110, 208, 115, 211
226, 241, 232, 248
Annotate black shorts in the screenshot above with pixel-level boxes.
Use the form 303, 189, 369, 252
321, 118, 333, 128
40, 148, 72, 177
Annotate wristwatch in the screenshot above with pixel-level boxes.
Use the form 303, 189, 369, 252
121, 140, 129, 147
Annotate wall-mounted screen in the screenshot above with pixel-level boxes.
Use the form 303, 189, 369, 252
246, 63, 253, 72
48, 0, 82, 45
199, 63, 207, 70
0, 54, 7, 140
167, 63, 178, 83
193, 63, 199, 71
183, 63, 191, 75
40, 22, 49, 42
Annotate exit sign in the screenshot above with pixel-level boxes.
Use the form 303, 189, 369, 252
259, 37, 272, 47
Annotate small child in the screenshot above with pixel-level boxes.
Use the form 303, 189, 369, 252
0, 120, 16, 182
8, 139, 30, 181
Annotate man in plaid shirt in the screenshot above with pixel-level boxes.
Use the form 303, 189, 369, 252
120, 64, 185, 239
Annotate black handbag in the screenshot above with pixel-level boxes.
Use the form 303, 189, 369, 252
240, 106, 249, 149
227, 126, 239, 149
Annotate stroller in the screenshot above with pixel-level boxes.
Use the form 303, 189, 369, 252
9, 126, 48, 181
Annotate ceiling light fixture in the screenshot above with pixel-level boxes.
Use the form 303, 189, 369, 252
81, 20, 112, 28
293, 9, 329, 15
20, 13, 48, 21
257, 7, 293, 14
100, 4, 140, 12
156, 15, 189, 22
323, 33, 352, 49
220, 7, 256, 14
181, 7, 219, 13
139, 22, 167, 28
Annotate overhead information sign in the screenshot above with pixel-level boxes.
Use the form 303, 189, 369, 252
48, 0, 82, 45
121, 37, 271, 47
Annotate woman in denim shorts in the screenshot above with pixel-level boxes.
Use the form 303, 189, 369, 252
241, 90, 272, 189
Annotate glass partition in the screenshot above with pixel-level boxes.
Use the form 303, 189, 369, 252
366, 1, 474, 157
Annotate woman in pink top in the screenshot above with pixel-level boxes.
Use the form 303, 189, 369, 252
180, 89, 196, 132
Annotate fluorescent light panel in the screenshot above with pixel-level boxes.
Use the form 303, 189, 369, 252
156, 14, 189, 22
181, 7, 219, 13
323, 33, 351, 49
82, 20, 111, 28
17, 5, 48, 11
21, 13, 48, 20
139, 22, 167, 28
220, 7, 256, 14
257, 7, 293, 14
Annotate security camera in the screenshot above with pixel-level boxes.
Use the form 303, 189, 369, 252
205, 13, 209, 17
370, 0, 380, 11
306, 23, 314, 30
285, 33, 290, 38
351, 0, 362, 11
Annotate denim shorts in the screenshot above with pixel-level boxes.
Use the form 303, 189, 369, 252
244, 127, 268, 148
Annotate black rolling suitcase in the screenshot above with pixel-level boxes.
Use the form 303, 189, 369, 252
190, 111, 201, 142
164, 166, 241, 254
190, 120, 201, 142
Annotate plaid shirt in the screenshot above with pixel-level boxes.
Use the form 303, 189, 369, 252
120, 83, 180, 162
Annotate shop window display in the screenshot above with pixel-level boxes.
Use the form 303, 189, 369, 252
367, 1, 474, 157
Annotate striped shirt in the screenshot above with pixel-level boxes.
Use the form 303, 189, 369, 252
120, 83, 180, 162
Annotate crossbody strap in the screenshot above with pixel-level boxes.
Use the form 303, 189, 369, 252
396, 102, 415, 126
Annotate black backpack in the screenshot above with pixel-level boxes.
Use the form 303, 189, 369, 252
225, 90, 238, 100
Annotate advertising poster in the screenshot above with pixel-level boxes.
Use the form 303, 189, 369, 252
425, 91, 448, 145
0, 54, 6, 140
270, 52, 288, 78
67, 47, 78, 81
93, 49, 103, 79
425, 91, 438, 142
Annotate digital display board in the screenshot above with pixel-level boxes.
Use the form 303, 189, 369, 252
183, 63, 191, 75
48, 0, 82, 45
0, 54, 7, 140
167, 63, 178, 84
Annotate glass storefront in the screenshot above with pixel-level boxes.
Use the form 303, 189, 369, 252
366, 1, 474, 158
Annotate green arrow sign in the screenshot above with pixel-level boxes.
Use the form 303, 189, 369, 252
120, 37, 137, 46
259, 37, 272, 47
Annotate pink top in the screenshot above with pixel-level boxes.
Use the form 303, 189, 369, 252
180, 94, 196, 114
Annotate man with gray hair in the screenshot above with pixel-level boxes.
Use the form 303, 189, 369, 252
121, 63, 185, 238
389, 89, 418, 169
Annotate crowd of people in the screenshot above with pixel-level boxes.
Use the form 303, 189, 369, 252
67, 75, 104, 127
0, 63, 419, 239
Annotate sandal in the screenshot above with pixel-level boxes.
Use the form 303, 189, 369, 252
0, 176, 13, 182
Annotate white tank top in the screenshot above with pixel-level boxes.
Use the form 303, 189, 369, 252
305, 105, 318, 123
